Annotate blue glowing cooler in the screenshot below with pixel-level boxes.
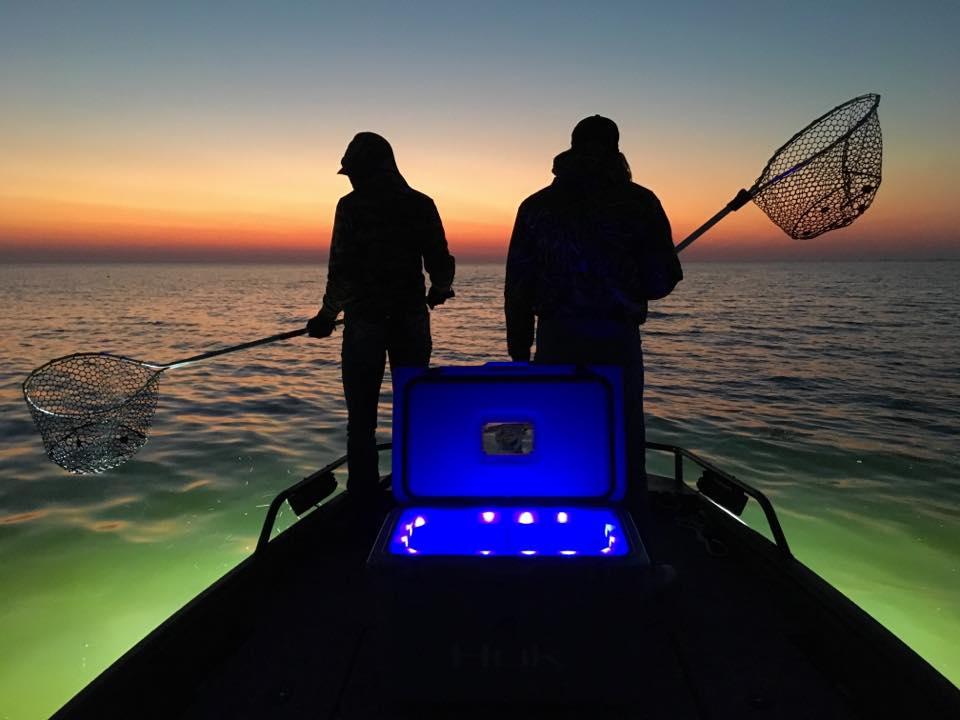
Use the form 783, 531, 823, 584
368, 364, 662, 702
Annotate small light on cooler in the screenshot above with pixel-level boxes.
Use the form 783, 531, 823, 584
556, 511, 569, 524
414, 516, 426, 528
518, 511, 535, 525
481, 511, 497, 523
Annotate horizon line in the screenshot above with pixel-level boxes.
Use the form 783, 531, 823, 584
3, 256, 959, 265
3, 239, 958, 264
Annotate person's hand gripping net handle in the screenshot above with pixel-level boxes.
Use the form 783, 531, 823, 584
304, 316, 345, 340
427, 286, 455, 309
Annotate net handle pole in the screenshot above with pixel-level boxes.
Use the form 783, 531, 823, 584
673, 148, 824, 255
674, 188, 755, 253
161, 321, 344, 370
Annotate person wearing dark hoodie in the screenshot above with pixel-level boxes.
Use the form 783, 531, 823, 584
308, 132, 455, 503
504, 115, 681, 517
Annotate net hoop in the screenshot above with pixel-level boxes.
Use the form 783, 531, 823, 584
753, 93, 880, 193
752, 93, 882, 240
23, 353, 161, 474
23, 353, 160, 417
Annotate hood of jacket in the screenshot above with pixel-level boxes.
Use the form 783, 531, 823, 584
551, 148, 631, 198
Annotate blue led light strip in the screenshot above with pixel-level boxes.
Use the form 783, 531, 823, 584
388, 506, 628, 557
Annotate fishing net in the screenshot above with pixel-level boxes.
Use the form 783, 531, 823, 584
23, 325, 312, 474
752, 93, 882, 240
23, 354, 160, 474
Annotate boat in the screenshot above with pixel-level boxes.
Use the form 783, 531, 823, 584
51, 364, 960, 719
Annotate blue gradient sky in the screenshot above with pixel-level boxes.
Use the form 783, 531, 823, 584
1, 1, 958, 260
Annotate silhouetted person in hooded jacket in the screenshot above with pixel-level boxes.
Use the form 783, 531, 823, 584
309, 132, 455, 502
505, 115, 681, 514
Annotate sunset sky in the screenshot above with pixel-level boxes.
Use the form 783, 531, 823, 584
1, 1, 958, 262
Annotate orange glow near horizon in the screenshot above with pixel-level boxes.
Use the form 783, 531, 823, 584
1, 118, 957, 262
3, 176, 952, 262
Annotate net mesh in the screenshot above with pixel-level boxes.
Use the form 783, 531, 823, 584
753, 94, 882, 240
23, 354, 159, 474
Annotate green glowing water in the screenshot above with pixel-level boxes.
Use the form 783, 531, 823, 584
0, 262, 957, 718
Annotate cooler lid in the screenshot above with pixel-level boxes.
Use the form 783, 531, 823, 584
392, 363, 626, 502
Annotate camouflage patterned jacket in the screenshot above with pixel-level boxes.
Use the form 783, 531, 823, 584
504, 150, 682, 360
321, 172, 455, 322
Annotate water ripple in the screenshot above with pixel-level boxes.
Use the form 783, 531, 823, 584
0, 261, 958, 697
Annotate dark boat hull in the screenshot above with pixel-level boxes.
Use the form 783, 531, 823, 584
52, 448, 960, 719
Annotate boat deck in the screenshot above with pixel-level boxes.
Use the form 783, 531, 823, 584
55, 475, 960, 719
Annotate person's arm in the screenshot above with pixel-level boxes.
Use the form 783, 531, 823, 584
504, 201, 537, 362
421, 199, 455, 297
319, 198, 359, 319
637, 192, 682, 301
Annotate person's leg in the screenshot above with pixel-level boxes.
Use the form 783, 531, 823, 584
622, 330, 651, 543
341, 315, 387, 499
620, 327, 646, 488
386, 309, 432, 370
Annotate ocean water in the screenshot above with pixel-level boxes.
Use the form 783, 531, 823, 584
0, 261, 958, 717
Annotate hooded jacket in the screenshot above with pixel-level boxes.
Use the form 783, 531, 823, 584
504, 149, 681, 359
321, 134, 455, 321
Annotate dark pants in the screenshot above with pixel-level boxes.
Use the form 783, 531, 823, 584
341, 309, 431, 497
534, 314, 647, 506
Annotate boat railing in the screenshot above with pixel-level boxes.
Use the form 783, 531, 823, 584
255, 442, 392, 554
256, 441, 792, 560
647, 442, 792, 559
